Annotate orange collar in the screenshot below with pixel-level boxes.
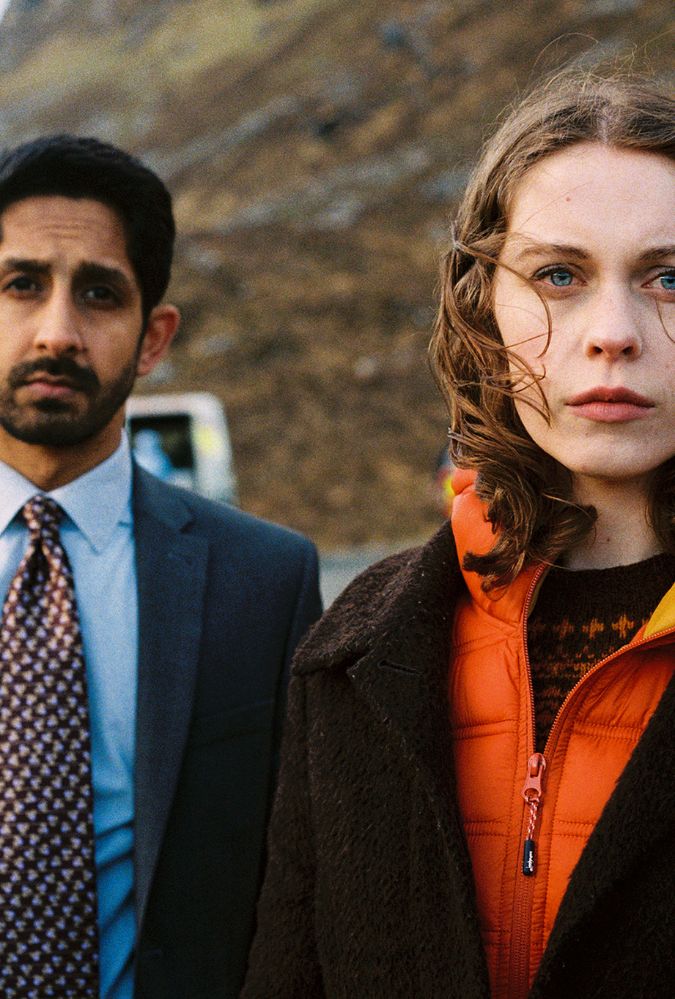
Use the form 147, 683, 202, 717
450, 469, 675, 636
450, 469, 538, 627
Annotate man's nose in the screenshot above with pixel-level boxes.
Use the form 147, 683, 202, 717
32, 292, 84, 355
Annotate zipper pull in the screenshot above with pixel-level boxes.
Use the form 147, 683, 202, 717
521, 752, 546, 876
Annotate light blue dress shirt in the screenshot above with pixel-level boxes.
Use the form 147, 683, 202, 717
0, 437, 137, 999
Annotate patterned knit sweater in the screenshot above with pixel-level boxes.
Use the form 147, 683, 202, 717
528, 552, 675, 752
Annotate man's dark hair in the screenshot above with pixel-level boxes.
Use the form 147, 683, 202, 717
0, 134, 175, 325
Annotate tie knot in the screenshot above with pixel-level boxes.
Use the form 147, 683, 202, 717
22, 494, 64, 538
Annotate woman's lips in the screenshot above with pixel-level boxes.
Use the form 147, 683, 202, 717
569, 401, 652, 422
566, 387, 655, 423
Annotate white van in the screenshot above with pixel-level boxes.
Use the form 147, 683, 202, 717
126, 391, 238, 505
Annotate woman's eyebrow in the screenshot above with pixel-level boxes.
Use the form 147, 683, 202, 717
504, 238, 591, 263
505, 239, 675, 265
635, 244, 675, 263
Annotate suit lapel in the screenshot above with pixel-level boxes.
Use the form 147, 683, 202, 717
132, 468, 208, 929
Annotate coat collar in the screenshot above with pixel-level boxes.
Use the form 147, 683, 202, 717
296, 519, 464, 677
296, 501, 675, 986
295, 520, 490, 987
131, 466, 209, 930
293, 518, 465, 791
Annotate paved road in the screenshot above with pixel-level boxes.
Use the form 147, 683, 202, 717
318, 540, 416, 608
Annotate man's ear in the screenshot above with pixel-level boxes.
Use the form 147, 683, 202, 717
136, 304, 181, 377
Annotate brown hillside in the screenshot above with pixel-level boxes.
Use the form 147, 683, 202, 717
0, 0, 671, 546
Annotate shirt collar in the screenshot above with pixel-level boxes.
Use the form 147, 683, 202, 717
0, 435, 133, 552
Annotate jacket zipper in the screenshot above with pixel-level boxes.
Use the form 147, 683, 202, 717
542, 621, 675, 760
521, 752, 546, 875
508, 567, 674, 999
508, 564, 546, 999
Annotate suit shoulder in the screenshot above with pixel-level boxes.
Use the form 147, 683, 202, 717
189, 490, 313, 553
134, 468, 316, 562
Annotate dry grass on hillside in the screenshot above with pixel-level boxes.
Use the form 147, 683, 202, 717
0, 0, 671, 545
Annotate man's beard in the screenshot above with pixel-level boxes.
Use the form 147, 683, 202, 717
0, 355, 137, 447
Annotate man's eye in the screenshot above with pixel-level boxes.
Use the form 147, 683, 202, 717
6, 275, 40, 293
82, 286, 118, 304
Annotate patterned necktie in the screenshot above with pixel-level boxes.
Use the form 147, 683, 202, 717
0, 495, 100, 998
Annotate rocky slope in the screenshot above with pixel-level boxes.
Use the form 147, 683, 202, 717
0, 0, 670, 545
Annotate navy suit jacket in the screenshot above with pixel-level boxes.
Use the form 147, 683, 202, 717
130, 467, 322, 998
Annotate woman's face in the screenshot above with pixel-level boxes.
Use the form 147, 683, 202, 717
493, 141, 675, 492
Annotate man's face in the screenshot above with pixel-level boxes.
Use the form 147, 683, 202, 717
0, 195, 148, 449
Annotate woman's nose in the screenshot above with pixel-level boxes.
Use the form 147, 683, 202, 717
582, 284, 643, 361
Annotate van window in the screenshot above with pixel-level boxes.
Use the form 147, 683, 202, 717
126, 392, 237, 505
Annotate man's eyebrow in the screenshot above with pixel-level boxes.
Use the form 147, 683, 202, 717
0, 257, 51, 274
73, 261, 134, 292
0, 258, 135, 293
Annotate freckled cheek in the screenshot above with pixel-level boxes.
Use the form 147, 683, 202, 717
510, 400, 551, 455
503, 340, 550, 403
507, 307, 567, 363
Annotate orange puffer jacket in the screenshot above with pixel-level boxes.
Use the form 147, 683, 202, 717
449, 472, 675, 999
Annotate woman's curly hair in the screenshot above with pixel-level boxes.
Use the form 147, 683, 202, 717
429, 67, 675, 591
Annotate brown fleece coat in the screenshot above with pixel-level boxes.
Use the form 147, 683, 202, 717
242, 522, 675, 999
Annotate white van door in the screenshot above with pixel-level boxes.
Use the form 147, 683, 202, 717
126, 391, 238, 505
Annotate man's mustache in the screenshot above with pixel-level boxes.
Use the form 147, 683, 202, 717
8, 357, 100, 393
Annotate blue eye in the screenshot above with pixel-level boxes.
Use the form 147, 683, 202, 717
548, 269, 573, 287
533, 265, 576, 288
658, 273, 675, 291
